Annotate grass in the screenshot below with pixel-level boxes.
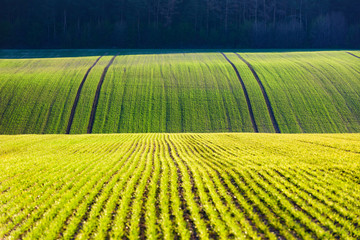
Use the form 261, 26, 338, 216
92, 53, 253, 134
239, 51, 360, 133
0, 57, 98, 134
0, 133, 359, 239
0, 50, 360, 134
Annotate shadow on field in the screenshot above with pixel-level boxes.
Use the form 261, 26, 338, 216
0, 49, 352, 59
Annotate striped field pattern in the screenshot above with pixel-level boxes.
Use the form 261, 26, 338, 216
1, 51, 360, 134
1, 133, 359, 239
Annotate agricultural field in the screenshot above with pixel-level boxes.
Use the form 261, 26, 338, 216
0, 133, 360, 239
1, 50, 360, 134
1, 50, 360, 238
0, 56, 105, 134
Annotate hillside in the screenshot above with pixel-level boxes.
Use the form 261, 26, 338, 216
1, 133, 359, 239
0, 50, 360, 134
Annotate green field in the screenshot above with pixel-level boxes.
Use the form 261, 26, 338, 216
1, 50, 360, 134
0, 133, 359, 239
1, 50, 360, 239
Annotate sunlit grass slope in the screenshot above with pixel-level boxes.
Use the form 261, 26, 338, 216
69, 56, 114, 134
0, 50, 360, 134
92, 53, 254, 134
240, 51, 360, 133
0, 57, 98, 134
0, 133, 359, 239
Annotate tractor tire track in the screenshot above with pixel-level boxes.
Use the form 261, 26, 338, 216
220, 52, 259, 133
87, 55, 117, 134
347, 52, 360, 59
235, 53, 281, 133
66, 56, 102, 134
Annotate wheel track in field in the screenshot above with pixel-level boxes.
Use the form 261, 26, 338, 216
220, 52, 259, 133
347, 52, 360, 59
235, 53, 281, 133
65, 56, 102, 134
87, 55, 117, 134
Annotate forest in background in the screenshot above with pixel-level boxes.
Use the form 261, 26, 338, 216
1, 0, 360, 49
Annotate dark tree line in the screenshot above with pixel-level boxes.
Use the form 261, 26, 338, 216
1, 0, 359, 48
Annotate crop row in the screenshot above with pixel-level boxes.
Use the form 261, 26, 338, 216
1, 133, 359, 239
239, 51, 360, 133
1, 51, 360, 134
0, 57, 101, 134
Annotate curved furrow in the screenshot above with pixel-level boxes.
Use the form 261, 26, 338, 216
347, 52, 360, 59
172, 134, 261, 239
158, 136, 179, 239
178, 134, 282, 239
87, 55, 117, 134
0, 138, 104, 208
221, 53, 258, 132
296, 167, 360, 204
74, 139, 145, 240
66, 56, 103, 134
263, 168, 360, 238
127, 136, 156, 239
84, 135, 149, 239
286, 167, 360, 210
278, 168, 360, 223
109, 135, 153, 239
246, 168, 335, 238
19, 139, 136, 240
258, 169, 347, 238
235, 53, 281, 133
168, 135, 233, 239
233, 169, 308, 239
187, 134, 259, 167
62, 136, 142, 239
144, 137, 162, 239
43, 141, 141, 240
0, 139, 126, 238
164, 135, 207, 239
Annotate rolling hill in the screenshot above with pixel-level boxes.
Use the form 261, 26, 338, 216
0, 50, 360, 134
1, 50, 360, 239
